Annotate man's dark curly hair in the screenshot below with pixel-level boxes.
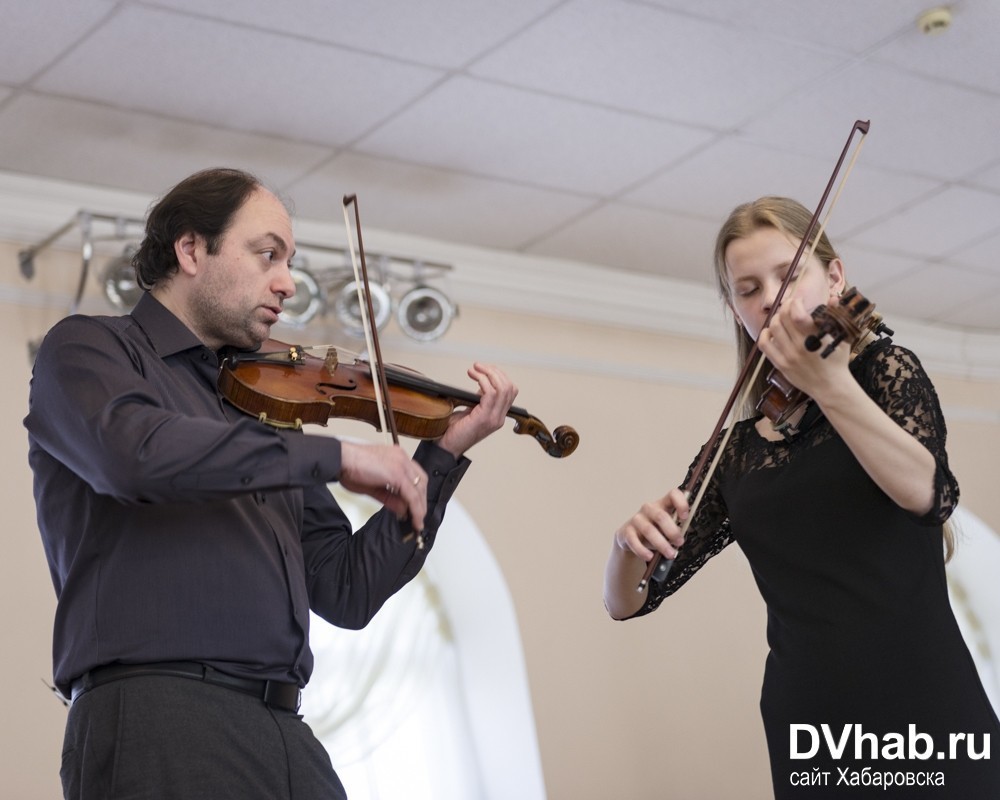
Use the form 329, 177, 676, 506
132, 168, 262, 290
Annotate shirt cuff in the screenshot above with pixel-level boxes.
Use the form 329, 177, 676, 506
281, 430, 343, 485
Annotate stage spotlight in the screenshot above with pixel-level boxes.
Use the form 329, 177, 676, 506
101, 245, 143, 310
279, 264, 325, 327
332, 280, 392, 338
396, 285, 455, 341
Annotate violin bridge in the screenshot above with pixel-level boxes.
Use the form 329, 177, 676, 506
323, 347, 339, 375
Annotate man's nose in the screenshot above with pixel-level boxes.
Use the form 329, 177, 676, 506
275, 264, 297, 299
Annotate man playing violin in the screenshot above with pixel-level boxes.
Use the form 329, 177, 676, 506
25, 167, 518, 800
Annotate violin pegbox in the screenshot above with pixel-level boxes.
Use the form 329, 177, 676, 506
805, 287, 892, 359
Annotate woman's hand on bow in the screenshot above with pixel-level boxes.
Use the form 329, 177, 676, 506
604, 488, 690, 619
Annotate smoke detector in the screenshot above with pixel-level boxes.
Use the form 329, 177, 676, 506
917, 7, 953, 35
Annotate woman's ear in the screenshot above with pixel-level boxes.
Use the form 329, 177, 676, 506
724, 296, 749, 331
827, 257, 847, 296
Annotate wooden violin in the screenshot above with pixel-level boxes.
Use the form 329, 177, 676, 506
218, 339, 580, 458
756, 286, 894, 433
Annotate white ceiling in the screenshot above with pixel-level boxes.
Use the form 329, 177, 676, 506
2, 0, 1000, 333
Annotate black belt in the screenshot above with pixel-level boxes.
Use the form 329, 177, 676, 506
70, 661, 301, 712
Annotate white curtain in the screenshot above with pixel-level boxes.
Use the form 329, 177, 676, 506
301, 489, 486, 799
947, 506, 1000, 713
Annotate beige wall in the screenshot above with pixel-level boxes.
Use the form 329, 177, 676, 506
4, 240, 999, 799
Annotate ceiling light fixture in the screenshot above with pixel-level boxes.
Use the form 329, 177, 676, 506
332, 279, 393, 338
917, 7, 952, 35
396, 285, 457, 342
101, 244, 143, 310
279, 259, 325, 327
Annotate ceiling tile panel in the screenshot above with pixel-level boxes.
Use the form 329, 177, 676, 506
934, 286, 1000, 330
743, 61, 1000, 181
871, 1, 1000, 96
620, 138, 942, 233
949, 230, 1000, 278
639, 0, 960, 53
865, 262, 1000, 329
0, 94, 332, 194
623, 140, 835, 220
148, 0, 562, 67
833, 246, 931, 298
470, 0, 846, 126
355, 76, 714, 195
34, 5, 444, 145
966, 160, 1000, 193
527, 202, 721, 285
287, 152, 597, 250
846, 186, 1000, 261
0, 0, 118, 84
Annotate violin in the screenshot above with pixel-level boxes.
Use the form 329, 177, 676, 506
756, 286, 894, 434
218, 339, 580, 458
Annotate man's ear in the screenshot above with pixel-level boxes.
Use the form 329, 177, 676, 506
174, 232, 201, 277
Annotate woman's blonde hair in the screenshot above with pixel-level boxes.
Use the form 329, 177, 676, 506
713, 196, 955, 560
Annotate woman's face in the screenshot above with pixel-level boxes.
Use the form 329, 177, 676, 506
724, 226, 845, 341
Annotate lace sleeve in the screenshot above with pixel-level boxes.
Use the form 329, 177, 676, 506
856, 340, 959, 524
630, 438, 734, 618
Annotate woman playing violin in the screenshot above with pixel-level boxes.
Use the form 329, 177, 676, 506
604, 196, 1000, 797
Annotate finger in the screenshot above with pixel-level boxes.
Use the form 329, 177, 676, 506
397, 463, 429, 532
785, 296, 816, 334
628, 516, 679, 561
471, 364, 517, 421
632, 503, 683, 557
378, 482, 409, 519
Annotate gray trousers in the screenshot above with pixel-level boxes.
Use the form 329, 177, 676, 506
61, 674, 347, 800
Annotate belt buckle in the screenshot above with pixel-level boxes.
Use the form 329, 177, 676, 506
263, 680, 301, 712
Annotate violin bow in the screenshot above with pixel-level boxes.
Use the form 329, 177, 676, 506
342, 196, 424, 547
638, 119, 870, 591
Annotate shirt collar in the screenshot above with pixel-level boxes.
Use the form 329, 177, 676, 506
130, 292, 206, 358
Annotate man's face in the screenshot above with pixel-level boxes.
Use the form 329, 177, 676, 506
187, 188, 297, 351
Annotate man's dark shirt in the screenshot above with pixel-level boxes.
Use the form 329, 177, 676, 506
25, 293, 468, 696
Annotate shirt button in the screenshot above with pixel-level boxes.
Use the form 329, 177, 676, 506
241, 476, 252, 485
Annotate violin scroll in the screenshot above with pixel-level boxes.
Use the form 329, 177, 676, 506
510, 413, 579, 458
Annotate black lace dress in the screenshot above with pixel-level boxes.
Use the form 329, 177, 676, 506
635, 339, 1000, 797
